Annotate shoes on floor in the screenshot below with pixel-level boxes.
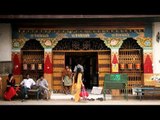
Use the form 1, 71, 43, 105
96, 97, 103, 101
71, 97, 74, 100
87, 98, 95, 101
25, 94, 28, 98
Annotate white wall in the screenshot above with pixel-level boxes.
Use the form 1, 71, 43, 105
152, 22, 160, 74
0, 24, 12, 61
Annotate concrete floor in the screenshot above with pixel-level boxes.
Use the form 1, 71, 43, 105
1, 93, 160, 105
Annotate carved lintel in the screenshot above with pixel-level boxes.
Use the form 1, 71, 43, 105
12, 38, 28, 49
100, 38, 124, 49
136, 37, 152, 48
38, 34, 64, 48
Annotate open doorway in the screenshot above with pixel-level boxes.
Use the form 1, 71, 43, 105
65, 52, 98, 89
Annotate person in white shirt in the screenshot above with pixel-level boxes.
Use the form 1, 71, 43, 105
20, 74, 35, 100
36, 75, 50, 99
73, 63, 84, 73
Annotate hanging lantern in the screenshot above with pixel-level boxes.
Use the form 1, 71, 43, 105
128, 63, 133, 70
135, 63, 141, 70
120, 63, 125, 70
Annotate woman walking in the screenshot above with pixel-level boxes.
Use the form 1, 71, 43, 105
72, 68, 84, 102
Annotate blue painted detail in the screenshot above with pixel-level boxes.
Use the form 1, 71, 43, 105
12, 32, 57, 39
12, 31, 19, 39
104, 32, 138, 38
144, 40, 151, 47
144, 24, 152, 37
66, 33, 96, 38
24, 33, 57, 39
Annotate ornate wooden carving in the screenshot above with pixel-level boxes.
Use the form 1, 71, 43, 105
21, 39, 44, 80
53, 38, 110, 50
136, 37, 152, 48
119, 38, 143, 94
12, 39, 27, 49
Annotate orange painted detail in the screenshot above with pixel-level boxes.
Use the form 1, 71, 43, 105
120, 63, 125, 70
135, 63, 140, 70
128, 63, 133, 69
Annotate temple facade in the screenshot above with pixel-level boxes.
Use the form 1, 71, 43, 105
1, 15, 160, 94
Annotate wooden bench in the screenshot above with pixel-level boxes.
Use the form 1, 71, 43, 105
16, 85, 40, 100
135, 87, 160, 100
28, 88, 40, 100
103, 73, 128, 100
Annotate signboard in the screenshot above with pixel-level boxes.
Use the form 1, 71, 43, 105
110, 74, 121, 81
91, 86, 102, 94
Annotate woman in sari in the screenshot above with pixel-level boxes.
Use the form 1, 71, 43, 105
4, 74, 17, 101
0, 75, 2, 99
72, 67, 84, 102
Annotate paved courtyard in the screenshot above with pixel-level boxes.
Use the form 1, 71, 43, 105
1, 92, 160, 105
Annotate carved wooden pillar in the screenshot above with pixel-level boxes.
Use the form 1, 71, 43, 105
111, 49, 119, 73
12, 49, 22, 84
110, 49, 120, 96
144, 50, 153, 73
143, 49, 153, 85
44, 48, 53, 90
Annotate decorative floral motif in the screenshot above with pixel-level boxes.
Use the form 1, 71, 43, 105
44, 40, 52, 46
136, 37, 152, 48
144, 40, 151, 47
13, 41, 20, 48
110, 39, 118, 46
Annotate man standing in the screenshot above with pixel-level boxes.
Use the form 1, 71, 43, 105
62, 66, 73, 94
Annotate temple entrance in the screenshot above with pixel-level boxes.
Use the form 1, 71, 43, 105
65, 52, 98, 89
52, 38, 111, 91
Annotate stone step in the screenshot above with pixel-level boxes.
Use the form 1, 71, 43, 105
50, 93, 112, 100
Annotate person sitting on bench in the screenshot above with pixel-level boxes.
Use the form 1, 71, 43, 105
36, 75, 50, 100
20, 74, 35, 101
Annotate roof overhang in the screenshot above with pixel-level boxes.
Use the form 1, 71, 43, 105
1, 15, 160, 19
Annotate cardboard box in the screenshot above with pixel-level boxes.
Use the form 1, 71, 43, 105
111, 89, 120, 96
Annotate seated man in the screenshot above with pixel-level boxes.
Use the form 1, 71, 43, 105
36, 75, 50, 100
20, 74, 36, 101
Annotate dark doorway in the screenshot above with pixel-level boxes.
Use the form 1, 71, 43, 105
65, 52, 98, 89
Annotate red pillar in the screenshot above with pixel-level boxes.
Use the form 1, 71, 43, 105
12, 52, 21, 75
